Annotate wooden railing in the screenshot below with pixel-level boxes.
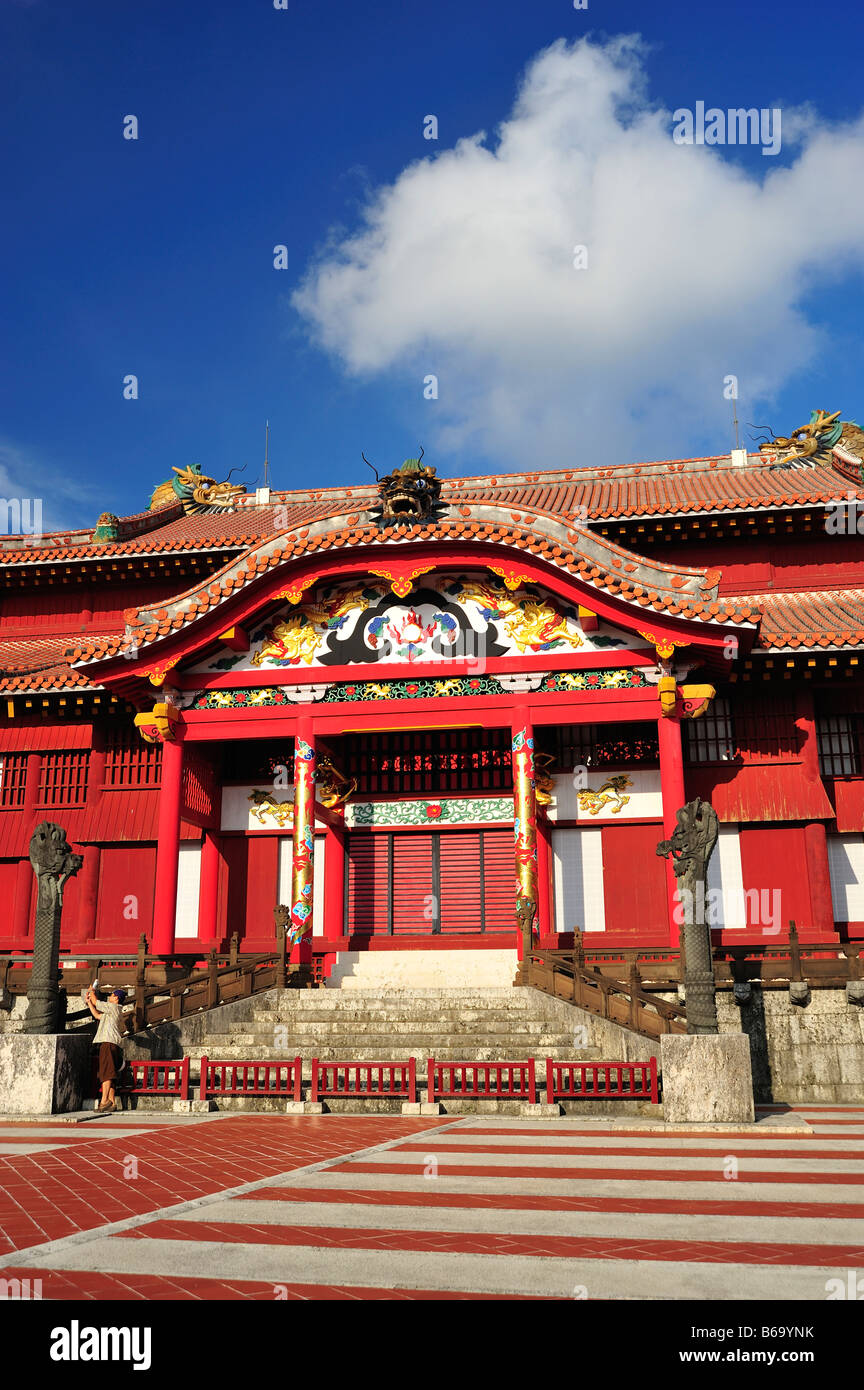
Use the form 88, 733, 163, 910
128, 930, 318, 1033
523, 946, 688, 1040
1, 931, 324, 1024
569, 923, 864, 994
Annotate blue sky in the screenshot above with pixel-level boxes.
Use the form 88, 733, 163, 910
2, 0, 864, 531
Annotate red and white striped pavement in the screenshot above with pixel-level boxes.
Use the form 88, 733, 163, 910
1, 1106, 863, 1300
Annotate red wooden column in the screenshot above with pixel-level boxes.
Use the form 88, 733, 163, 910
152, 738, 183, 956
795, 691, 835, 940
323, 823, 346, 939
11, 752, 41, 942
289, 720, 316, 965
197, 830, 222, 943
75, 847, 101, 942
76, 733, 106, 941
511, 711, 539, 964
658, 714, 686, 947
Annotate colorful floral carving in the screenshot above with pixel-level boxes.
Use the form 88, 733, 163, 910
188, 668, 648, 711
347, 796, 513, 827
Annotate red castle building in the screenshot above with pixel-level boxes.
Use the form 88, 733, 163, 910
1, 415, 863, 988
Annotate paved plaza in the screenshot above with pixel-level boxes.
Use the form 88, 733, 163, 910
0, 1105, 862, 1300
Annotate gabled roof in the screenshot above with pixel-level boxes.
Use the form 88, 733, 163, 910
65, 503, 756, 680
0, 439, 860, 568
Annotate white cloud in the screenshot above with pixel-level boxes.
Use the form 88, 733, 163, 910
293, 36, 864, 469
0, 440, 103, 536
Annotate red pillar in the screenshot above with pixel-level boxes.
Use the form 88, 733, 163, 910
11, 859, 33, 944
76, 845, 101, 942
658, 715, 686, 948
152, 738, 183, 956
323, 823, 346, 939
795, 690, 836, 941
11, 752, 41, 942
804, 821, 836, 941
197, 830, 222, 943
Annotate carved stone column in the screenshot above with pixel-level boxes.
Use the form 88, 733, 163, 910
657, 799, 720, 1034
22, 823, 84, 1035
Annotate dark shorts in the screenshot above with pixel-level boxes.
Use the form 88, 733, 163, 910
98, 1042, 123, 1084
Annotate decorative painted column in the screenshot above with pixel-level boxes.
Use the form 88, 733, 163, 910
197, 830, 222, 943
658, 714, 687, 948
795, 690, 836, 940
323, 824, 346, 939
152, 738, 183, 956
289, 722, 316, 964
11, 752, 41, 942
511, 714, 539, 968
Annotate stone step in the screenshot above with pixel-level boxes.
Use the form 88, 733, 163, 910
195, 1039, 591, 1056
184, 1045, 595, 1063
251, 990, 538, 1011
224, 1018, 570, 1037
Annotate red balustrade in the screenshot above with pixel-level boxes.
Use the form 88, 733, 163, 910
546, 1057, 659, 1104
427, 1059, 536, 1104
199, 1056, 302, 1101
309, 1059, 417, 1103
120, 1058, 190, 1100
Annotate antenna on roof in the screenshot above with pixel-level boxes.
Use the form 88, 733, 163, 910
263, 420, 270, 489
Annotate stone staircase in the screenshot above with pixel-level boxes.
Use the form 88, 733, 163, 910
163, 986, 657, 1115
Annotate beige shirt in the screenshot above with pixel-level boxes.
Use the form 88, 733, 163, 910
92, 999, 126, 1046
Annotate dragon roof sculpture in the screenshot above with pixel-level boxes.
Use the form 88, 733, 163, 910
363, 449, 443, 525
149, 462, 247, 515
755, 410, 846, 469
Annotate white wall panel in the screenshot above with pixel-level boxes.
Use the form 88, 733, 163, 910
174, 842, 202, 939
706, 824, 747, 931
552, 827, 605, 933
829, 833, 864, 922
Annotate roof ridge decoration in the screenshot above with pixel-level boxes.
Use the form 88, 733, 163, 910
754, 408, 847, 470
362, 449, 445, 526
148, 462, 247, 515
65, 500, 759, 675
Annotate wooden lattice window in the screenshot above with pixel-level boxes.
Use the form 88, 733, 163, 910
182, 751, 217, 821
0, 754, 28, 808
103, 728, 162, 788
732, 694, 799, 762
816, 692, 864, 778
818, 714, 862, 777
38, 751, 89, 806
343, 730, 512, 796
684, 697, 736, 764
543, 723, 659, 770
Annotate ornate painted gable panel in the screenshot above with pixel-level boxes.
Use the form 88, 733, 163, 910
190, 572, 638, 675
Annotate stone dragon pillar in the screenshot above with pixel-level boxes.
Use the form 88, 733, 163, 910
22, 823, 84, 1035
656, 798, 720, 1034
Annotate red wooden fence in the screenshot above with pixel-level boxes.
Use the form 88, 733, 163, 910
428, 1059, 537, 1103
120, 1058, 190, 1100
309, 1060, 417, 1103
546, 1057, 659, 1104
198, 1057, 302, 1101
